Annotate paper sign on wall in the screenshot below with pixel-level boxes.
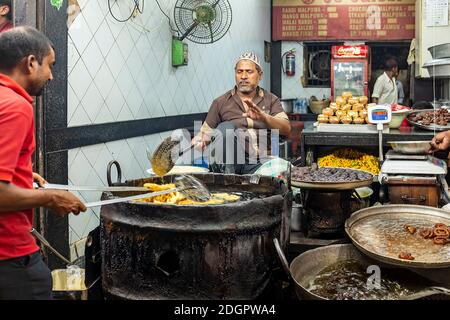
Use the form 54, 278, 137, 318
425, 0, 449, 26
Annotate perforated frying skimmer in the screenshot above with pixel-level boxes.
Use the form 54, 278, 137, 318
85, 174, 211, 207
148, 137, 195, 177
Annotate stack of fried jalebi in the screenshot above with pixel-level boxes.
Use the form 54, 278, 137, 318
419, 223, 450, 245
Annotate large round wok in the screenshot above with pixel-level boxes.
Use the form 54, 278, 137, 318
273, 240, 450, 300
345, 205, 450, 268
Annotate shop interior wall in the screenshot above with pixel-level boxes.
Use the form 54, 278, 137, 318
281, 41, 415, 105
280, 41, 331, 101
66, 0, 271, 261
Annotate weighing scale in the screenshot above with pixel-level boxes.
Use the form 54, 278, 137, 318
368, 105, 391, 163
368, 105, 449, 206
380, 150, 448, 207
381, 151, 447, 176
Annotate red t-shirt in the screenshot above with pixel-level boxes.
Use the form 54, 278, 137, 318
0, 74, 39, 260
0, 21, 13, 33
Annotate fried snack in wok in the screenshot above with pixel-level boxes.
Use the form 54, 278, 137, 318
416, 223, 450, 245
399, 252, 415, 260
433, 237, 449, 245
434, 227, 449, 238
404, 225, 417, 235
138, 183, 239, 205
420, 228, 435, 239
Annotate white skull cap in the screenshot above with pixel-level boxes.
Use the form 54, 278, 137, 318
236, 51, 261, 69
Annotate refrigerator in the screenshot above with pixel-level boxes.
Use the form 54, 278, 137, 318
331, 45, 369, 101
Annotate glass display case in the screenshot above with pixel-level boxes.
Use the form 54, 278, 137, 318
331, 45, 369, 101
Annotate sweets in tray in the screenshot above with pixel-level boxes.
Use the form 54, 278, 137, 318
318, 148, 380, 175
317, 92, 370, 125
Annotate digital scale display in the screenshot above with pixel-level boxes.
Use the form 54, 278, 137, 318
371, 109, 389, 121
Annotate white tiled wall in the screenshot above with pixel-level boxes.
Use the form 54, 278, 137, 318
281, 41, 331, 101
67, 0, 271, 260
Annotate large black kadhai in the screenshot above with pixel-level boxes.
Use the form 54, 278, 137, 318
99, 173, 292, 299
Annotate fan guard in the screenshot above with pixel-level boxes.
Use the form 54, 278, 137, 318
309, 50, 331, 81
174, 0, 232, 44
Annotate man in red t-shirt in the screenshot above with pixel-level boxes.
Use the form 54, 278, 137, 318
0, 1, 13, 33
0, 27, 86, 300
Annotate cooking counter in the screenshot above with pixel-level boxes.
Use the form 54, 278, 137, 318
299, 122, 437, 166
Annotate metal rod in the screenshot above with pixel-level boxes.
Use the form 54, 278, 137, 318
30, 228, 72, 265
379, 129, 384, 162
84, 188, 178, 208
34, 183, 149, 192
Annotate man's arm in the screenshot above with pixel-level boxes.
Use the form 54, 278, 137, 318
372, 77, 382, 104
397, 81, 405, 104
192, 100, 220, 149
262, 114, 291, 136
0, 110, 86, 216
0, 181, 86, 216
243, 100, 291, 136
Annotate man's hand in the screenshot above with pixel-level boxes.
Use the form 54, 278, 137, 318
430, 131, 450, 153
44, 190, 87, 216
191, 135, 207, 150
242, 100, 267, 122
32, 172, 47, 187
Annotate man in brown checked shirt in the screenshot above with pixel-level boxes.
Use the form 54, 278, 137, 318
192, 52, 291, 174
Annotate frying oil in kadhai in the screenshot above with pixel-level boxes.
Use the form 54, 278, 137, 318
307, 260, 428, 300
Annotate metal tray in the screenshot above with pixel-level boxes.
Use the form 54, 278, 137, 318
387, 141, 431, 155
291, 167, 374, 190
345, 205, 450, 268
407, 109, 450, 132
429, 43, 450, 59
291, 179, 373, 190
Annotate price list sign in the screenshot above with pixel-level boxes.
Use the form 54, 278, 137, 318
273, 0, 416, 41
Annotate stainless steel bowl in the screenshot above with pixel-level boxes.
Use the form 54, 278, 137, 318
429, 43, 450, 59
388, 141, 431, 155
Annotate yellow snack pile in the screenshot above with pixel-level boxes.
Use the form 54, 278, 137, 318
135, 183, 240, 205
318, 148, 380, 174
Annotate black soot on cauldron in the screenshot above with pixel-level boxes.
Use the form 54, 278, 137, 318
99, 173, 292, 300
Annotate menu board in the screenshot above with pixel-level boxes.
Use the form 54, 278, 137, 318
273, 0, 416, 41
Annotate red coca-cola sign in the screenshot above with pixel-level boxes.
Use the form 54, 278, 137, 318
332, 45, 369, 58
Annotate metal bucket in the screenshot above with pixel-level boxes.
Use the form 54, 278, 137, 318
428, 43, 450, 59
52, 268, 87, 300
281, 99, 295, 113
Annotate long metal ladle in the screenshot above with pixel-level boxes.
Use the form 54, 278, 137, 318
148, 137, 195, 177
84, 174, 211, 207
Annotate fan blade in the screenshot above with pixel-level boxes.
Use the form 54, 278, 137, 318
211, 0, 221, 8
179, 21, 199, 41
208, 22, 214, 43
174, 6, 195, 12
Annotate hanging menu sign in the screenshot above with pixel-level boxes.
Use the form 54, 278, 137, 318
273, 0, 416, 41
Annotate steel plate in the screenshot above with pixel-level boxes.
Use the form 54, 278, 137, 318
292, 167, 373, 190
407, 109, 450, 132
387, 141, 431, 155
345, 205, 450, 268
291, 179, 373, 190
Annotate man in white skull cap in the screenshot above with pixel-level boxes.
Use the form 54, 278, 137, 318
192, 51, 291, 174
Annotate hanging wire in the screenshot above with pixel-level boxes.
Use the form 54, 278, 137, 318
108, 0, 144, 23
155, 0, 179, 34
